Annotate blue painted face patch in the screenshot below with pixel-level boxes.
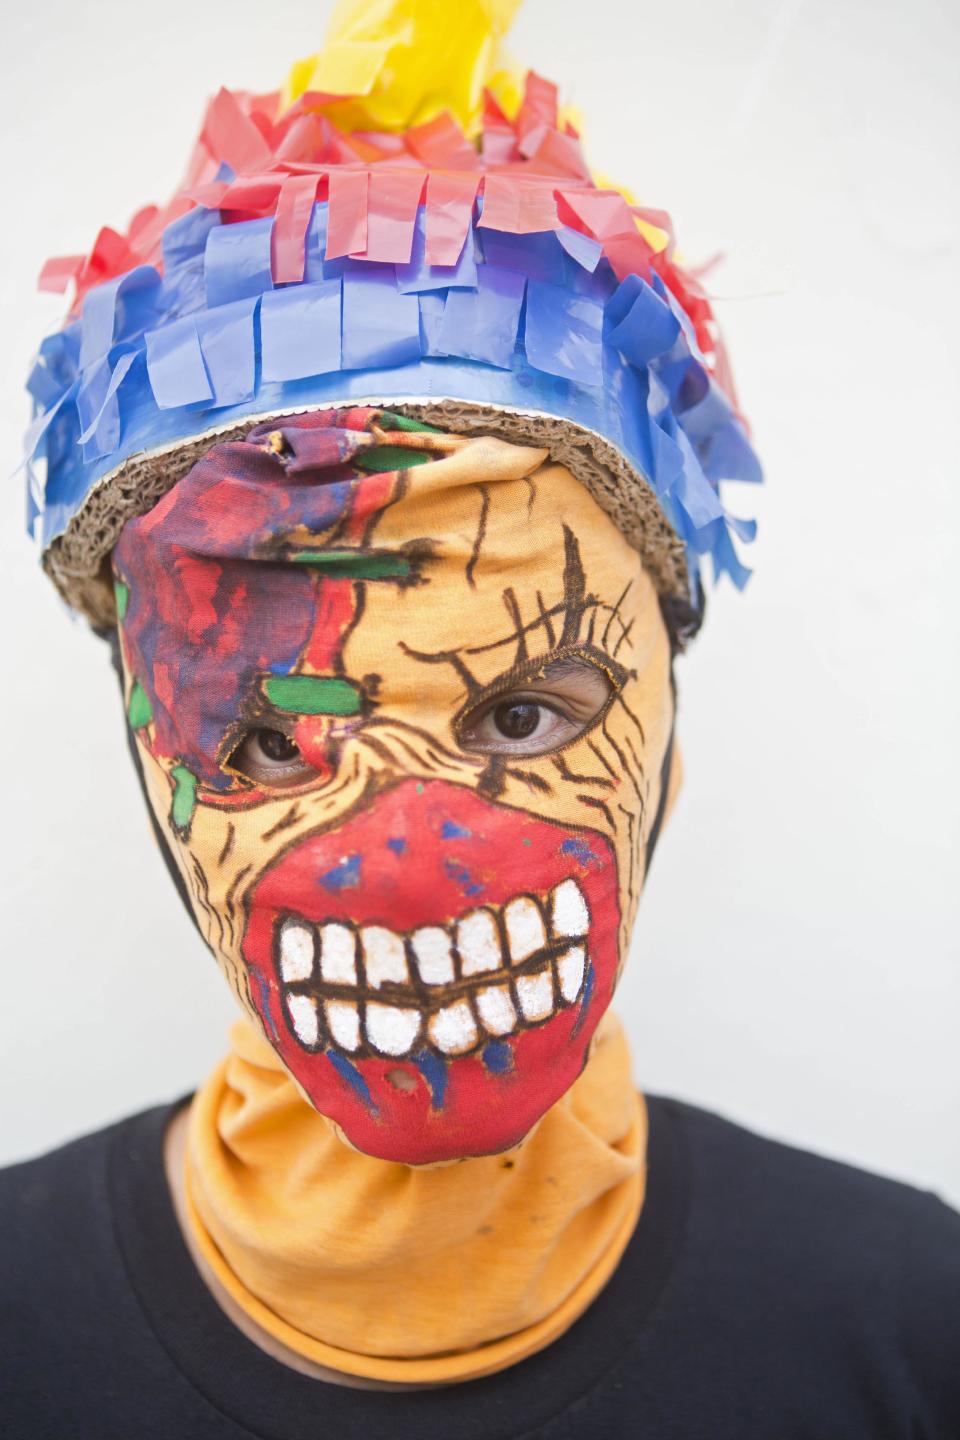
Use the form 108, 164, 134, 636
318, 854, 362, 892
325, 1050, 378, 1115
560, 836, 602, 867
570, 958, 596, 1038
443, 857, 485, 898
251, 969, 279, 1042
481, 1040, 513, 1075
412, 1050, 449, 1110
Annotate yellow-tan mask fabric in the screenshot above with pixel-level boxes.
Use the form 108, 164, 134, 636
113, 408, 675, 1166
182, 1008, 645, 1383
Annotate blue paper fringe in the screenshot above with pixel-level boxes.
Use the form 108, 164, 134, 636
25, 203, 762, 592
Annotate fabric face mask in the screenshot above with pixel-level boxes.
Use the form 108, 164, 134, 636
113, 408, 676, 1164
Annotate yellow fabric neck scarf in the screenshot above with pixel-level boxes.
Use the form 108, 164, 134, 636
183, 1010, 646, 1385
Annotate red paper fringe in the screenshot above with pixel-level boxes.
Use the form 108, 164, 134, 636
41, 71, 728, 383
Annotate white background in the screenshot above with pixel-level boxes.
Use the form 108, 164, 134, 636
1, 0, 957, 1204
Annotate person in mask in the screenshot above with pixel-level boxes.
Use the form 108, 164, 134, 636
3, 2, 958, 1434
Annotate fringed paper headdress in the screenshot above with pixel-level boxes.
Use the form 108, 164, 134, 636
24, 0, 761, 626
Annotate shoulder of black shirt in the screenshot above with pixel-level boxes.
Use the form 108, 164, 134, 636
1, 1093, 958, 1440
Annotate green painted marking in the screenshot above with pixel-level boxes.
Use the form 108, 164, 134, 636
355, 446, 431, 473
416, 782, 425, 794
521, 837, 533, 846
114, 579, 129, 622
127, 680, 153, 729
264, 675, 362, 716
378, 411, 442, 434
170, 765, 198, 835
291, 549, 411, 579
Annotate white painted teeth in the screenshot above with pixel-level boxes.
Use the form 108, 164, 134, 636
275, 878, 591, 1057
551, 879, 590, 938
279, 920, 315, 983
365, 1002, 422, 1057
286, 993, 320, 1048
411, 927, 455, 985
515, 966, 555, 1022
504, 895, 548, 962
456, 909, 501, 976
319, 923, 357, 984
361, 926, 409, 988
475, 984, 517, 1036
428, 1000, 478, 1055
557, 946, 586, 1005
324, 999, 361, 1052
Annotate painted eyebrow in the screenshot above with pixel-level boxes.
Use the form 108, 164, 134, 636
526, 654, 610, 684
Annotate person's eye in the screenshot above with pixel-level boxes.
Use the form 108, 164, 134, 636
457, 660, 614, 757
225, 728, 316, 787
459, 697, 576, 755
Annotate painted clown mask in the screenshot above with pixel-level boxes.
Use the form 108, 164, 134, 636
113, 408, 676, 1164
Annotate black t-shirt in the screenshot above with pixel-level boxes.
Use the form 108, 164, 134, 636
1, 1093, 957, 1439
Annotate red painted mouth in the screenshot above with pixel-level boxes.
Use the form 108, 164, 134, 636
242, 779, 620, 1163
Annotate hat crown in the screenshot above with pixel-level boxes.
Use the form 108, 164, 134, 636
25, 0, 760, 610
